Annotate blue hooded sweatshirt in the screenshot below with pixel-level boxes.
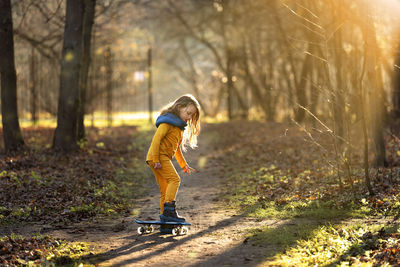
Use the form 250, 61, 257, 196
155, 113, 187, 130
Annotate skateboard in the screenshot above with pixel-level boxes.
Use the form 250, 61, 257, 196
135, 219, 191, 236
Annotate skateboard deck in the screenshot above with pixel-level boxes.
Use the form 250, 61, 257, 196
135, 219, 191, 226
135, 219, 191, 235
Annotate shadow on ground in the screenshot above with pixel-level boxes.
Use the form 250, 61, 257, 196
80, 208, 355, 266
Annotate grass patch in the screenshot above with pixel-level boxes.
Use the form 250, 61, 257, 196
248, 222, 317, 252
257, 223, 400, 266
237, 198, 367, 220
222, 168, 369, 220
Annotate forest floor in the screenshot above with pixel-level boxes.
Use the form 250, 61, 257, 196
1, 120, 400, 266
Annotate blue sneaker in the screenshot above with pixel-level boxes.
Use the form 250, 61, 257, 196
160, 201, 186, 222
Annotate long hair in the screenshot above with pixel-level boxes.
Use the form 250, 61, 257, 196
160, 94, 201, 150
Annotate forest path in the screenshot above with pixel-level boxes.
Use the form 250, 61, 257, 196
87, 123, 276, 266
41, 122, 280, 267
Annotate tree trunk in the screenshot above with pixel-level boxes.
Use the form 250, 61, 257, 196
30, 46, 38, 125
363, 6, 387, 167
53, 0, 85, 151
0, 0, 25, 151
226, 49, 234, 120
295, 51, 311, 122
77, 0, 96, 141
148, 47, 153, 124
331, 0, 345, 141
393, 43, 400, 117
105, 46, 113, 127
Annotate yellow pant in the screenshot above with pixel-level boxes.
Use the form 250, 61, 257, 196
148, 160, 181, 214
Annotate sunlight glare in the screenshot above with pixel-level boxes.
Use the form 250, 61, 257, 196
370, 0, 400, 16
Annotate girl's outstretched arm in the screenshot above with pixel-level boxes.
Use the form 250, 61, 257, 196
175, 140, 188, 169
175, 141, 196, 174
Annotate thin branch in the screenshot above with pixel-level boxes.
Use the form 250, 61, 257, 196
304, 51, 328, 63
282, 3, 324, 30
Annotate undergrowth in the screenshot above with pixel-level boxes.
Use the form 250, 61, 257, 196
249, 222, 400, 266
221, 166, 371, 220
0, 126, 154, 226
0, 234, 97, 266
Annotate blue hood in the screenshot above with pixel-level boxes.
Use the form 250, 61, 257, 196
155, 113, 187, 130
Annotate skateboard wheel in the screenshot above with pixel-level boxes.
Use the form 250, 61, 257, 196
180, 226, 189, 235
146, 225, 154, 233
172, 227, 179, 236
137, 226, 145, 235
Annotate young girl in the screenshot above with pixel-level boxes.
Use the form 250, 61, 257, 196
146, 94, 201, 222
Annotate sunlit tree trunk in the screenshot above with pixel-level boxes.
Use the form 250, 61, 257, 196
0, 0, 25, 151
77, 0, 96, 141
308, 43, 322, 129
295, 50, 311, 122
359, 47, 374, 196
393, 43, 400, 117
363, 7, 387, 167
331, 1, 345, 142
53, 0, 85, 151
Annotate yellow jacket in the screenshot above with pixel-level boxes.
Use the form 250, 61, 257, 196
146, 123, 187, 169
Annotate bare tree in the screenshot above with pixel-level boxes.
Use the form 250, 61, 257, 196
53, 0, 85, 151
77, 0, 96, 141
362, 4, 387, 167
29, 46, 38, 125
0, 0, 25, 151
393, 42, 400, 117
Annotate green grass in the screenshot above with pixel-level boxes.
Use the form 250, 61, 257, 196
257, 223, 400, 266
45, 240, 95, 266
248, 222, 318, 250
222, 167, 370, 221
234, 197, 369, 220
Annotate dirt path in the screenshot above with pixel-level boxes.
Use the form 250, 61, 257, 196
79, 123, 276, 267
40, 123, 275, 267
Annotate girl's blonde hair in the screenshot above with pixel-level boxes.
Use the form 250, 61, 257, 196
160, 94, 201, 150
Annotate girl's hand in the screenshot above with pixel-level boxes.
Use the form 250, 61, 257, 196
183, 165, 195, 175
154, 162, 162, 169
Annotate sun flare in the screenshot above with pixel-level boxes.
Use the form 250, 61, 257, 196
371, 0, 400, 15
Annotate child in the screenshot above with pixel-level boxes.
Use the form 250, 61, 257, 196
146, 94, 201, 222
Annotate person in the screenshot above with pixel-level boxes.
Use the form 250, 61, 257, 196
146, 94, 201, 222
